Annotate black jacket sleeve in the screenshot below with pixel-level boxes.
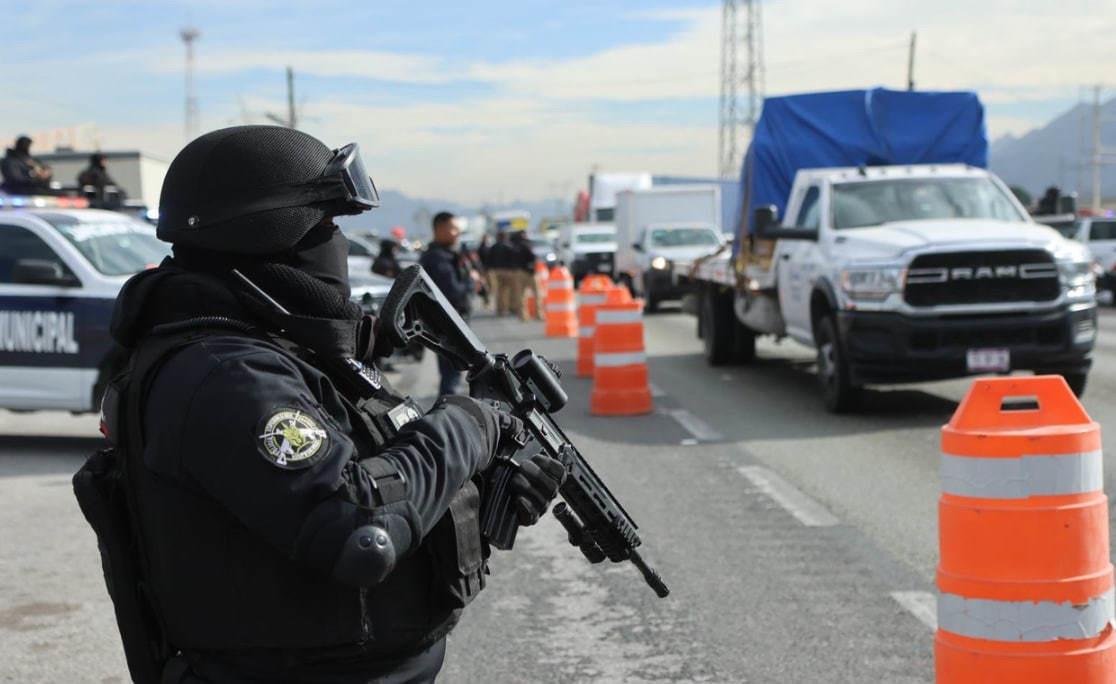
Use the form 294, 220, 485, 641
420, 248, 469, 311
160, 340, 496, 583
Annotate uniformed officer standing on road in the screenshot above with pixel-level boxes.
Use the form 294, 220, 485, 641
97, 126, 565, 683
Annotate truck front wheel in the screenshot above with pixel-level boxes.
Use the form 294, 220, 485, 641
1060, 371, 1088, 398
701, 288, 735, 365
816, 316, 861, 413
733, 321, 756, 363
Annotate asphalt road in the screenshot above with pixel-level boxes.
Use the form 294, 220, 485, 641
3, 306, 1116, 682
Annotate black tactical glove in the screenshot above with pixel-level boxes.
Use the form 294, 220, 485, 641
438, 396, 529, 470
509, 452, 566, 526
493, 409, 529, 457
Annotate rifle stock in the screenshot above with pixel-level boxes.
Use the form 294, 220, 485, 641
378, 265, 668, 598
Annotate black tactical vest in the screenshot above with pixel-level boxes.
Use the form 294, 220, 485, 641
96, 320, 486, 667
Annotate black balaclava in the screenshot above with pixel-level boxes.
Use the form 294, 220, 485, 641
286, 220, 351, 300
172, 218, 351, 302
167, 222, 374, 361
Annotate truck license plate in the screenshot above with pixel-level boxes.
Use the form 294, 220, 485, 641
966, 348, 1010, 373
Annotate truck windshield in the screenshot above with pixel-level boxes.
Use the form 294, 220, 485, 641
649, 227, 720, 247
575, 232, 615, 244
832, 177, 1024, 229
53, 221, 169, 275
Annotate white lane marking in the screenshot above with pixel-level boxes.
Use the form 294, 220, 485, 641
648, 381, 666, 398
663, 408, 724, 442
890, 591, 938, 631
680, 438, 699, 446
736, 465, 839, 527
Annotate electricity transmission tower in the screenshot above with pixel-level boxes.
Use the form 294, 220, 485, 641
180, 27, 201, 141
1089, 85, 1115, 211
718, 0, 764, 178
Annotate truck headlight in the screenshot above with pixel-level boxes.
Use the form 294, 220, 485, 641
1058, 259, 1096, 298
840, 267, 903, 300
651, 256, 669, 270
1058, 260, 1094, 287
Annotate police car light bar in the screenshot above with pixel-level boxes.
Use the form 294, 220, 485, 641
0, 194, 90, 210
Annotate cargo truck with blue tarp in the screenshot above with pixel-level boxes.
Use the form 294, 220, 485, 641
691, 88, 1097, 412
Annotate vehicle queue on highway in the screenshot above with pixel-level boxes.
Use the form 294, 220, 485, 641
0, 87, 1104, 418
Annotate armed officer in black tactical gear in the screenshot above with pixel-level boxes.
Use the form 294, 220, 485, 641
89, 126, 566, 683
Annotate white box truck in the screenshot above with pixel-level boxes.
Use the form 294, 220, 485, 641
588, 172, 651, 222
615, 185, 724, 311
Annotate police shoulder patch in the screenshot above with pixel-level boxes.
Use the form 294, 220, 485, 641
256, 408, 330, 470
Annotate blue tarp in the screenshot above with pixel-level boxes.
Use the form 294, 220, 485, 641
738, 88, 988, 238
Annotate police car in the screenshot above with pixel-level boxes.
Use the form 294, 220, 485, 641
0, 194, 169, 412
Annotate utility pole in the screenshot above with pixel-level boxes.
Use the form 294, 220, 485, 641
180, 27, 201, 141
907, 31, 917, 91
718, 0, 765, 178
266, 66, 299, 128
287, 66, 297, 129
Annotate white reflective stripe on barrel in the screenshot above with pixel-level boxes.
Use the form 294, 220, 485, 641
548, 280, 573, 290
596, 309, 642, 324
593, 351, 645, 367
940, 450, 1103, 498
579, 326, 594, 338
579, 293, 607, 305
546, 302, 576, 312
938, 589, 1115, 642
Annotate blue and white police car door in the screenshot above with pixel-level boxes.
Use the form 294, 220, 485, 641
0, 223, 112, 411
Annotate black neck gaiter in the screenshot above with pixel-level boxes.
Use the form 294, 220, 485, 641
286, 222, 351, 301
172, 222, 351, 301
169, 222, 377, 360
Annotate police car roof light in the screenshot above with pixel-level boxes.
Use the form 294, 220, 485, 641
0, 194, 90, 210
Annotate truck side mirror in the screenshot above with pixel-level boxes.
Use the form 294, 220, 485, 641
754, 206, 779, 234
12, 259, 80, 287
755, 205, 817, 241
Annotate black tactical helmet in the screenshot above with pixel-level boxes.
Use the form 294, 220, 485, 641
158, 126, 379, 255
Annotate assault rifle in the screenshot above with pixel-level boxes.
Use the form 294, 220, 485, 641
378, 265, 669, 598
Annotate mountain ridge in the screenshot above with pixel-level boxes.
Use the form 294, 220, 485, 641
990, 97, 1116, 203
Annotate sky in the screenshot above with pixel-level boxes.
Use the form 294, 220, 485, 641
2, 0, 1114, 204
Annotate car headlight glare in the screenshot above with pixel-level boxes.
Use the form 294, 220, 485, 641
651, 256, 669, 270
840, 267, 903, 300
1058, 260, 1095, 288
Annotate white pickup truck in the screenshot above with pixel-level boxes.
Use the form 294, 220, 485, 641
692, 164, 1097, 412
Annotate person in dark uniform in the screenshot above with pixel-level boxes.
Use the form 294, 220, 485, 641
372, 239, 401, 278
99, 126, 565, 683
0, 135, 52, 194
508, 230, 537, 321
486, 231, 516, 316
419, 212, 474, 395
77, 152, 126, 204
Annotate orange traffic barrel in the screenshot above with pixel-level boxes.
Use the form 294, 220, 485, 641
937, 375, 1116, 683
544, 266, 578, 338
575, 279, 613, 378
580, 273, 612, 291
590, 296, 652, 416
